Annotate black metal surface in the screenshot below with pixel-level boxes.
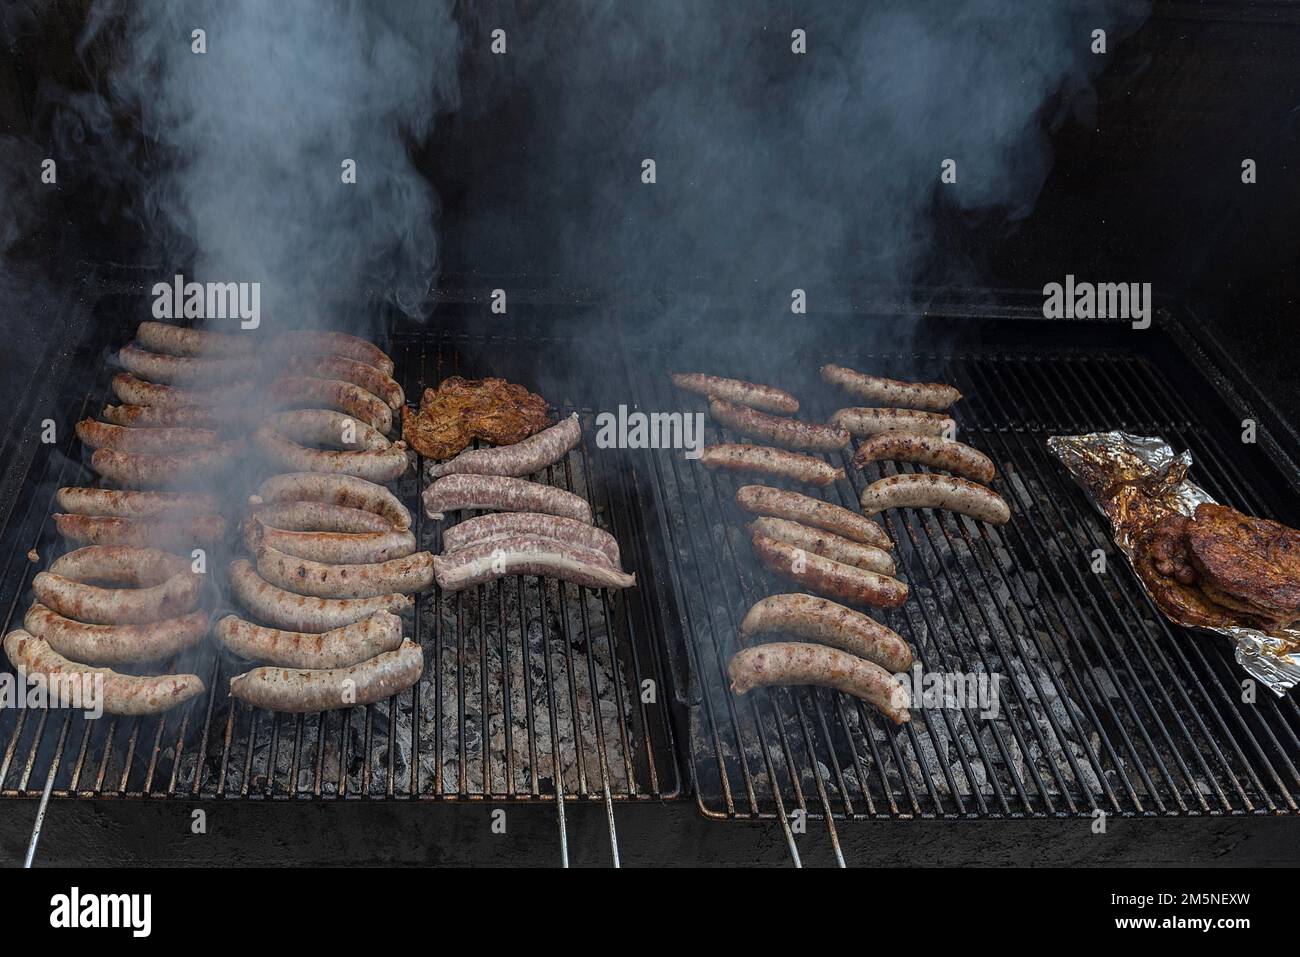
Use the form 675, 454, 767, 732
0, 318, 681, 811
626, 318, 1300, 822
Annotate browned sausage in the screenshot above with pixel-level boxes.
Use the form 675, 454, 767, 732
700, 444, 844, 487
244, 516, 414, 564
821, 364, 961, 411
284, 354, 404, 409
738, 593, 912, 672
669, 373, 799, 414
253, 543, 434, 599
215, 611, 404, 669
228, 639, 422, 713
748, 517, 894, 576
136, 321, 255, 357
708, 399, 849, 452
118, 343, 257, 385
111, 373, 252, 408
248, 501, 397, 534
32, 553, 201, 624
228, 559, 412, 632
91, 442, 240, 488
56, 488, 219, 519
76, 419, 219, 453
24, 603, 208, 666
728, 641, 910, 724
859, 474, 1011, 524
53, 513, 227, 548
253, 425, 409, 482
273, 331, 394, 376
266, 376, 393, 434
734, 484, 891, 550
852, 433, 995, 484
3, 629, 205, 716
101, 403, 223, 429
253, 473, 411, 530
751, 533, 908, 608
830, 407, 956, 439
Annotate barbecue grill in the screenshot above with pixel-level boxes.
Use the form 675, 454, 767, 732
1, 281, 1297, 867
3, 0, 1300, 869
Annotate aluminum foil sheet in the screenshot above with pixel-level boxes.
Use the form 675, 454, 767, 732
1047, 430, 1300, 696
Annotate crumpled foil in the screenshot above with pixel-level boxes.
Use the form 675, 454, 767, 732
1047, 430, 1300, 696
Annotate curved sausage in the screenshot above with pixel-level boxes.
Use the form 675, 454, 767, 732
56, 488, 219, 519
262, 409, 392, 450
253, 426, 409, 482
751, 533, 908, 608
748, 517, 894, 576
266, 376, 393, 434
3, 630, 205, 716
700, 444, 844, 487
859, 474, 1011, 525
852, 433, 995, 484
24, 603, 208, 666
48, 544, 189, 585
728, 642, 910, 724
111, 372, 252, 408
32, 569, 201, 625
228, 559, 412, 632
253, 543, 433, 599
830, 407, 956, 439
248, 501, 397, 534
735, 484, 891, 550
119, 343, 257, 385
669, 373, 799, 414
738, 594, 912, 672
229, 638, 422, 713
423, 474, 593, 524
244, 516, 415, 564
820, 364, 961, 412
708, 399, 849, 452
91, 443, 241, 488
101, 403, 224, 429
442, 512, 621, 566
76, 419, 219, 453
136, 321, 254, 357
428, 413, 581, 478
285, 354, 404, 409
273, 331, 394, 376
253, 473, 411, 530
53, 513, 227, 548
215, 611, 403, 669
432, 536, 635, 592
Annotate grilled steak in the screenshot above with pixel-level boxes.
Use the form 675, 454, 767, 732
401, 376, 550, 460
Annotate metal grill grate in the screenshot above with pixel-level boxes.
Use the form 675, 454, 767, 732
0, 331, 681, 812
630, 344, 1300, 826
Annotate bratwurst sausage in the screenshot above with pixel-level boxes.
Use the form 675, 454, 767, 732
735, 484, 891, 550
229, 639, 422, 713
738, 593, 912, 672
748, 517, 895, 576
35, 546, 201, 625
215, 611, 404, 669
111, 372, 251, 408
284, 354, 404, 409
441, 512, 621, 566
135, 321, 254, 357
859, 473, 1011, 525
708, 399, 849, 452
253, 472, 411, 530
669, 373, 799, 414
432, 536, 635, 592
56, 488, 219, 519
53, 512, 227, 548
852, 433, 996, 484
254, 543, 434, 599
91, 443, 240, 488
228, 559, 411, 633
830, 407, 956, 439
274, 330, 394, 376
423, 474, 593, 524
248, 501, 397, 535
118, 343, 257, 385
76, 418, 219, 453
700, 444, 844, 487
427, 413, 582, 479
4, 629, 205, 716
24, 603, 208, 666
266, 376, 393, 434
728, 641, 910, 724
101, 403, 223, 430
820, 363, 961, 412
253, 425, 409, 482
751, 533, 908, 608
244, 517, 415, 564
